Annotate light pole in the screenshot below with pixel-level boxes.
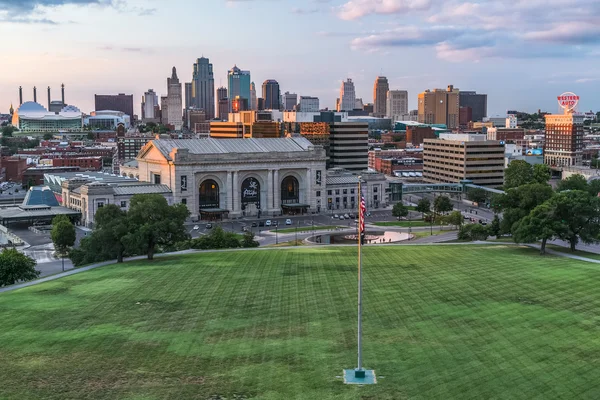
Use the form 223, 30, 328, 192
275, 224, 278, 245
295, 226, 298, 246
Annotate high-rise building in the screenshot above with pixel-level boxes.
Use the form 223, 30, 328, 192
423, 134, 504, 186
94, 94, 134, 118
191, 57, 215, 119
386, 90, 408, 120
262, 80, 281, 110
166, 67, 182, 130
418, 85, 460, 129
232, 96, 249, 113
250, 82, 257, 110
459, 91, 487, 122
338, 78, 356, 111
160, 96, 168, 126
216, 87, 228, 120
184, 83, 192, 111
228, 65, 251, 112
329, 120, 368, 171
373, 76, 389, 117
459, 107, 472, 126
283, 92, 297, 111
257, 98, 265, 111
544, 112, 584, 167
298, 96, 319, 112
354, 98, 364, 111
141, 89, 158, 121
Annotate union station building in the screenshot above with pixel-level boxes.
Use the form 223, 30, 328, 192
136, 137, 329, 220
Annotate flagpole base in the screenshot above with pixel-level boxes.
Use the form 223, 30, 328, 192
343, 369, 377, 385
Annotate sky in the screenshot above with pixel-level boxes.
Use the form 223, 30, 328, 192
1, 0, 599, 117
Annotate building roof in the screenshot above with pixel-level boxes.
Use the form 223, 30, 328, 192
22, 186, 59, 207
151, 137, 315, 160
0, 205, 80, 223
112, 184, 171, 196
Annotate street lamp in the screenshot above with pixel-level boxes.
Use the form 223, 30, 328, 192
295, 226, 298, 246
275, 224, 278, 245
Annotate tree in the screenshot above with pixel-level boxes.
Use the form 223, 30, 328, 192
50, 215, 76, 256
458, 224, 489, 241
86, 132, 95, 140
416, 198, 431, 219
551, 190, 600, 252
557, 174, 588, 192
513, 203, 564, 255
392, 203, 409, 219
504, 160, 533, 189
434, 195, 453, 215
124, 194, 190, 260
466, 188, 487, 204
492, 183, 554, 235
0, 248, 39, 287
443, 211, 464, 228
588, 179, 600, 197
533, 164, 551, 184
241, 231, 259, 248
1, 126, 16, 137
489, 215, 501, 238
94, 204, 129, 263
42, 133, 54, 140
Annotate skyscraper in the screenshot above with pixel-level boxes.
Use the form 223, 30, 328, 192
167, 67, 182, 130
142, 89, 158, 122
459, 91, 487, 122
262, 80, 281, 110
191, 57, 215, 119
418, 85, 460, 129
184, 83, 192, 111
386, 90, 408, 120
94, 94, 134, 118
228, 65, 251, 112
298, 96, 319, 112
216, 87, 228, 120
250, 82, 257, 110
338, 79, 355, 111
544, 111, 584, 167
373, 76, 389, 117
283, 92, 298, 111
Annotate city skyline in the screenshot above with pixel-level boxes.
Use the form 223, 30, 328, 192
1, 0, 599, 116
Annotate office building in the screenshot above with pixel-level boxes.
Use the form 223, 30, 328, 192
257, 98, 265, 111
459, 91, 488, 122
338, 78, 356, 112
94, 94, 133, 119
191, 57, 215, 120
231, 96, 248, 113
423, 134, 504, 186
166, 67, 182, 130
298, 96, 319, 112
209, 121, 280, 139
406, 126, 435, 146
486, 128, 526, 144
386, 90, 408, 121
506, 114, 518, 129
217, 87, 228, 120
117, 135, 155, 162
250, 82, 257, 110
373, 76, 389, 117
184, 83, 192, 111
160, 96, 168, 125
283, 92, 297, 111
228, 65, 251, 112
329, 121, 368, 171
544, 112, 584, 167
141, 89, 159, 122
459, 107, 472, 126
418, 85, 460, 129
355, 98, 364, 111
262, 80, 281, 110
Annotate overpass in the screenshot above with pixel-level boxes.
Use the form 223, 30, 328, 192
389, 180, 504, 201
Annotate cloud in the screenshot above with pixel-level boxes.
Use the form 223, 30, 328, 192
337, 0, 432, 20
524, 22, 600, 44
575, 78, 600, 83
0, 17, 59, 24
0, 0, 111, 13
291, 7, 319, 14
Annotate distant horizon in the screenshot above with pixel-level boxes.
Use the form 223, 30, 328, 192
1, 0, 598, 117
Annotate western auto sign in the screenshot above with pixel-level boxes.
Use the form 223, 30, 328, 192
557, 92, 579, 111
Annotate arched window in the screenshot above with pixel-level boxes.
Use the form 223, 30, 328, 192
199, 179, 220, 209
281, 176, 299, 204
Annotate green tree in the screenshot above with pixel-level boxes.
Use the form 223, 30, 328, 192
513, 202, 564, 255
50, 215, 76, 256
434, 195, 453, 215
42, 133, 54, 140
443, 211, 464, 227
0, 248, 39, 287
241, 231, 259, 248
557, 174, 588, 192
504, 160, 534, 189
392, 203, 409, 219
124, 194, 190, 260
466, 188, 487, 204
492, 183, 554, 235
458, 224, 489, 241
533, 164, 551, 184
1, 126, 16, 137
551, 190, 600, 252
489, 215, 501, 238
588, 179, 600, 197
86, 132, 95, 140
415, 198, 431, 219
94, 204, 129, 263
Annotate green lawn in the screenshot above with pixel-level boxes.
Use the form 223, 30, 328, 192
2, 245, 600, 399
545, 244, 600, 260
276, 225, 341, 234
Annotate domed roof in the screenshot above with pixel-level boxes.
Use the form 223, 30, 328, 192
18, 101, 47, 113
61, 105, 81, 113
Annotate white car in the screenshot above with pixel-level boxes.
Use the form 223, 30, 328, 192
334, 214, 339, 218
265, 220, 272, 226
339, 216, 345, 220
285, 219, 292, 225
193, 225, 199, 230
344, 214, 350, 219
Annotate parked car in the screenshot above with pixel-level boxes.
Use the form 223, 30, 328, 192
242, 226, 249, 232
258, 221, 265, 227
334, 214, 339, 218
339, 215, 345, 220
193, 225, 199, 230
251, 222, 258, 227
205, 223, 213, 229
265, 220, 272, 226
344, 214, 350, 219
285, 219, 292, 225
272, 221, 278, 227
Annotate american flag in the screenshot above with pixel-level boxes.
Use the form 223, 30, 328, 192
359, 191, 366, 234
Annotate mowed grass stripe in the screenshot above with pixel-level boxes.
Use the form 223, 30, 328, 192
1, 245, 600, 399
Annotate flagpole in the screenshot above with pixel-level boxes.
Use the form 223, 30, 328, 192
357, 176, 363, 373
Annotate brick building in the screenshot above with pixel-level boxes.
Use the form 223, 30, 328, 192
406, 126, 435, 146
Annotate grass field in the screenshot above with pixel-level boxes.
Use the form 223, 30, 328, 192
2, 245, 600, 399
